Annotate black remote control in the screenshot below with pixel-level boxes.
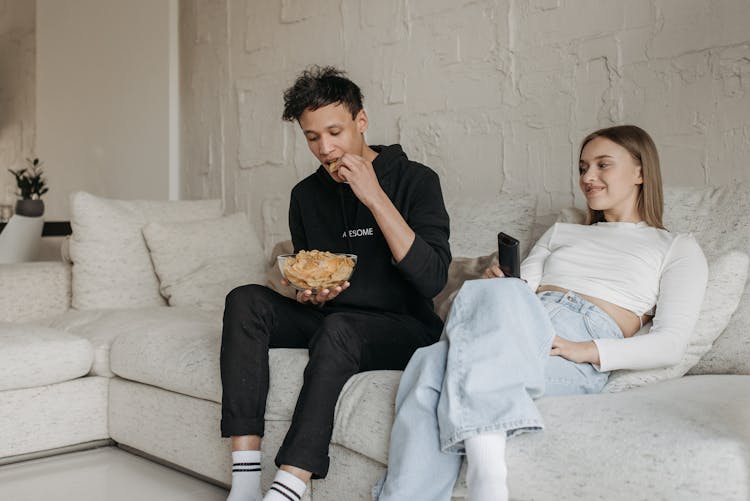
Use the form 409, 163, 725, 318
497, 232, 520, 278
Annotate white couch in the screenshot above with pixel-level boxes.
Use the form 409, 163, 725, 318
1, 186, 750, 501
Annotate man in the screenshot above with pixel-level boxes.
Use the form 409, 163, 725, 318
221, 66, 451, 501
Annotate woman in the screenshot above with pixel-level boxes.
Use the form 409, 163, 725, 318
373, 125, 708, 501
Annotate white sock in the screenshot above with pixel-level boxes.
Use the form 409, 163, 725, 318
227, 450, 262, 501
263, 469, 307, 501
465, 432, 509, 501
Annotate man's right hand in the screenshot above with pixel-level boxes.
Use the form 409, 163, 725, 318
481, 264, 505, 279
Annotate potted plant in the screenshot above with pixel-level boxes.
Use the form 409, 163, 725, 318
8, 157, 49, 217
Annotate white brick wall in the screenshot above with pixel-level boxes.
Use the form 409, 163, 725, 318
180, 0, 750, 252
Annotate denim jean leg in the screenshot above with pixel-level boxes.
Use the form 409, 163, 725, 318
437, 279, 556, 452
374, 342, 462, 501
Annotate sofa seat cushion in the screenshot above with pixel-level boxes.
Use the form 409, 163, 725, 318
0, 322, 93, 391
109, 317, 309, 420
332, 372, 750, 498
35, 307, 222, 378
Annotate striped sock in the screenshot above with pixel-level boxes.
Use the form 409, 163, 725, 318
262, 469, 306, 501
227, 450, 262, 501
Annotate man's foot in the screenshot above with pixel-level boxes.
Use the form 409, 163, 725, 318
226, 450, 262, 501
262, 469, 307, 501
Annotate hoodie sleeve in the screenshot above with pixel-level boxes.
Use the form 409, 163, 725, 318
394, 170, 451, 298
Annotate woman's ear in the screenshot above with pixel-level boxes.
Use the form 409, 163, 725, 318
635, 165, 644, 185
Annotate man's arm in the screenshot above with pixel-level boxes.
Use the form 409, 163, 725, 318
338, 154, 451, 298
288, 190, 307, 252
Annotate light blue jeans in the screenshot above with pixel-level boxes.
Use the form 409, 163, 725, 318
373, 278, 623, 500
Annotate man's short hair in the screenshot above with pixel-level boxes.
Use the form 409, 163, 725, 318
282, 66, 364, 122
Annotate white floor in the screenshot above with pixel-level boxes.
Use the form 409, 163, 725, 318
0, 447, 228, 501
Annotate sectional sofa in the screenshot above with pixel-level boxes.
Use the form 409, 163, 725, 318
1, 186, 750, 501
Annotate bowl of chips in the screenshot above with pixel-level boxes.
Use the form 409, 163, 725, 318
278, 250, 357, 292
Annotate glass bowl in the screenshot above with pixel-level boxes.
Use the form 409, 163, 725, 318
277, 252, 357, 292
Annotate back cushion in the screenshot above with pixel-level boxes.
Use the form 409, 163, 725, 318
434, 193, 538, 320
69, 192, 222, 310
447, 193, 537, 258
663, 183, 750, 374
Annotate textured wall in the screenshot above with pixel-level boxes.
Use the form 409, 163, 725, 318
37, 0, 176, 220
180, 0, 750, 252
0, 0, 35, 207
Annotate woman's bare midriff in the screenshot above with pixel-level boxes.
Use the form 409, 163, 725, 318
536, 285, 650, 338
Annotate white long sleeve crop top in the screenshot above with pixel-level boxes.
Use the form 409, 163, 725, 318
521, 222, 708, 372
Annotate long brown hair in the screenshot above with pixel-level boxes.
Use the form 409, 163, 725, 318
579, 125, 664, 229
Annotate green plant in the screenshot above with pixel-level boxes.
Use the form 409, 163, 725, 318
8, 158, 49, 200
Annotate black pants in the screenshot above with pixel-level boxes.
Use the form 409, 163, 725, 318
220, 284, 439, 478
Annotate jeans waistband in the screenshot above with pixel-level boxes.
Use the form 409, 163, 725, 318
537, 290, 606, 317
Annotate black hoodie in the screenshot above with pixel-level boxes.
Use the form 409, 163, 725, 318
289, 144, 451, 332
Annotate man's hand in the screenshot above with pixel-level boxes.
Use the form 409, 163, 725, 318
482, 264, 505, 279
281, 278, 350, 306
336, 153, 387, 209
550, 336, 600, 365
336, 152, 416, 263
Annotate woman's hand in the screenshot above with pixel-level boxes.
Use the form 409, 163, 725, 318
482, 264, 505, 279
550, 336, 600, 365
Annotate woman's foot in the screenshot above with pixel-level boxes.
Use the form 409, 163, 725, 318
465, 432, 509, 501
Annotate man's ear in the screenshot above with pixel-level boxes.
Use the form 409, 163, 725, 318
356, 109, 369, 134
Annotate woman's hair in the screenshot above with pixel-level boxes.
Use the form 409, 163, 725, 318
579, 125, 664, 229
282, 66, 363, 122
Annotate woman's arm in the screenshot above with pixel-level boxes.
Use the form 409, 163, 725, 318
518, 224, 555, 291
593, 234, 709, 372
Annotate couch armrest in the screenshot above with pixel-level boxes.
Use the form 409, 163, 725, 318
0, 262, 71, 323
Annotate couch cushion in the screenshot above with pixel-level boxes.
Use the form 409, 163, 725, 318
36, 307, 221, 377
108, 316, 308, 420
0, 322, 93, 390
68, 191, 222, 310
333, 373, 750, 499
142, 212, 267, 310
662, 183, 750, 375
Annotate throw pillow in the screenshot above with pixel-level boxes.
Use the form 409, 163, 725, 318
69, 191, 222, 309
142, 212, 266, 310
603, 251, 749, 392
433, 253, 495, 321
